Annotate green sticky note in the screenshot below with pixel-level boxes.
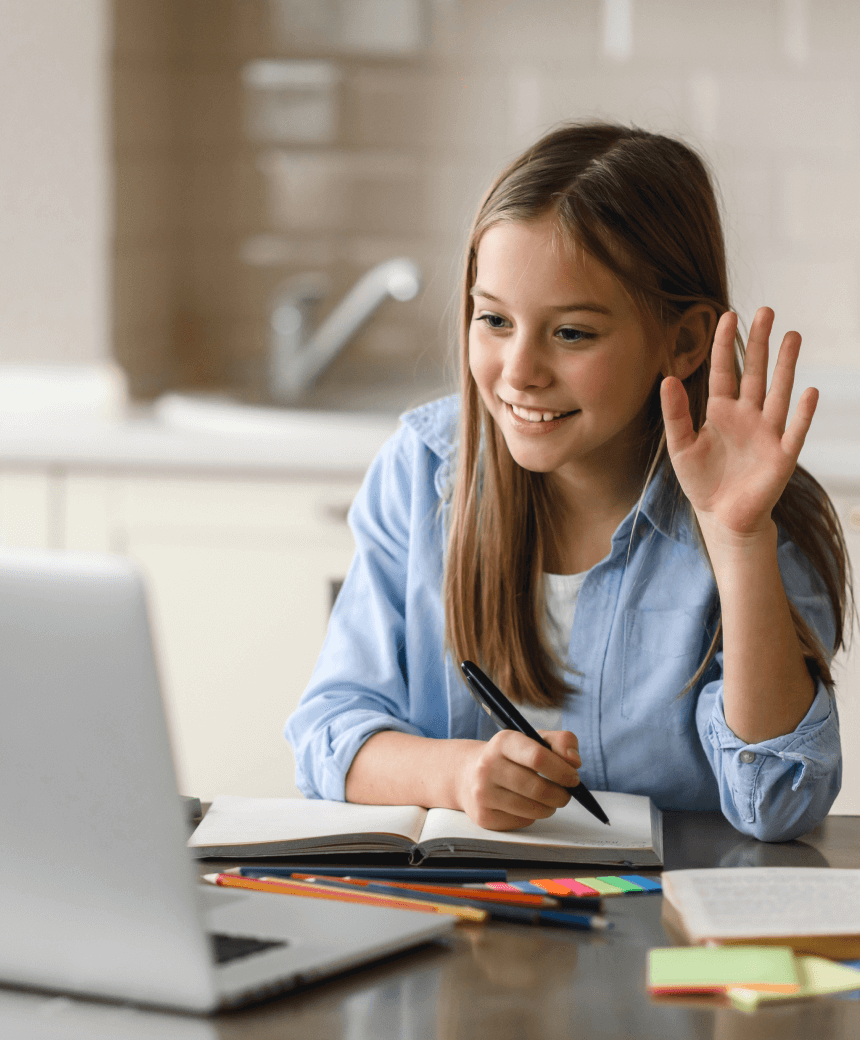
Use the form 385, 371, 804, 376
648, 946, 799, 995
729, 956, 860, 1012
575, 877, 624, 896
596, 875, 644, 893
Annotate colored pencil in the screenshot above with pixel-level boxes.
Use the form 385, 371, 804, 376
290, 873, 564, 908
203, 873, 487, 922
295, 876, 608, 931
357, 882, 608, 931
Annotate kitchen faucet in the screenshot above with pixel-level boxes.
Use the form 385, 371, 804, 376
268, 258, 421, 404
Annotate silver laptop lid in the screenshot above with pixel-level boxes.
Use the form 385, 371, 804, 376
0, 549, 219, 1012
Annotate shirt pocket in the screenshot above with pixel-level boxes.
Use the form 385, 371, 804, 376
620, 609, 705, 733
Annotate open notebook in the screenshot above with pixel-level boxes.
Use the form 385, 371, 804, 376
189, 792, 663, 866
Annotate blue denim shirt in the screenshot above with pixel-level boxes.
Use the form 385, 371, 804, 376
285, 395, 841, 841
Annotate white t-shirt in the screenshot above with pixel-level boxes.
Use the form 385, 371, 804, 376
514, 571, 587, 733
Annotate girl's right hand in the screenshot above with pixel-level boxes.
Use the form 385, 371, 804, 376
455, 729, 581, 831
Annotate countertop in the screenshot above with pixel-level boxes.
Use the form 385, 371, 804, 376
0, 406, 403, 478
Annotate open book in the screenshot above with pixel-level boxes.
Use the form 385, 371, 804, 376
188, 792, 663, 866
662, 867, 860, 958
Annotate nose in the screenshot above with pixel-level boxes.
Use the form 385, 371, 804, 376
502, 330, 552, 392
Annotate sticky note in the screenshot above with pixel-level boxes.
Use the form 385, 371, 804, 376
618, 874, 662, 891
485, 882, 521, 893
554, 879, 601, 896
529, 879, 579, 896
575, 877, 626, 896
596, 875, 645, 893
506, 882, 551, 894
648, 945, 799, 995
729, 956, 860, 1011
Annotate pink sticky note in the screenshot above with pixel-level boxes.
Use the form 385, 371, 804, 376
486, 882, 521, 893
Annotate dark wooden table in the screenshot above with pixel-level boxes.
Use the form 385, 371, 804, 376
4, 812, 857, 1038
179, 811, 858, 1040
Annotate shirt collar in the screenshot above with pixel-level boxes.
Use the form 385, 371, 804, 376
400, 393, 459, 458
401, 394, 459, 497
620, 461, 693, 546
401, 395, 693, 545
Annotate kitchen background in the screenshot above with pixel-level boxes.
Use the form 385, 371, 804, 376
1, 0, 859, 815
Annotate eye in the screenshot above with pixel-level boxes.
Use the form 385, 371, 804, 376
557, 327, 593, 344
475, 313, 509, 330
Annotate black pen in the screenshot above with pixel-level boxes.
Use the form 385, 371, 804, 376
461, 660, 610, 826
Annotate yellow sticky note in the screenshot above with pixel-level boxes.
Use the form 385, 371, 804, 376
729, 956, 860, 1012
648, 946, 799, 995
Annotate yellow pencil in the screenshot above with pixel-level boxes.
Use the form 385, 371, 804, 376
203, 872, 487, 922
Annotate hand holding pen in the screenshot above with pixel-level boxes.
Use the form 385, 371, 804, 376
461, 661, 610, 828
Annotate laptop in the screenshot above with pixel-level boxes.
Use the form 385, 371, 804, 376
0, 548, 453, 1013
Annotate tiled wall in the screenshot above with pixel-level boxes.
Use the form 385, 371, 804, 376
112, 0, 860, 402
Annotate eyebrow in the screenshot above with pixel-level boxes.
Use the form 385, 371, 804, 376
469, 286, 611, 315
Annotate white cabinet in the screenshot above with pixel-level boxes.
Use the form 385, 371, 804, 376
65, 472, 362, 801
2, 467, 361, 802
0, 469, 59, 549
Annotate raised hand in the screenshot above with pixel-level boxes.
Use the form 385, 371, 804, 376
660, 307, 818, 540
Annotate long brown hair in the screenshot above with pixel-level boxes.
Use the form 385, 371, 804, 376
444, 122, 852, 707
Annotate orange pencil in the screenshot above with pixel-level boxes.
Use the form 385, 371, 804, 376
203, 872, 487, 922
291, 873, 561, 908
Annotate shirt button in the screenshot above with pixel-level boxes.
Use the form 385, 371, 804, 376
739, 750, 756, 764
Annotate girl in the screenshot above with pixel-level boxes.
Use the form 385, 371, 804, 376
286, 123, 850, 842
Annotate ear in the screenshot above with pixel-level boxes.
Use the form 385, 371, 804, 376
663, 304, 717, 380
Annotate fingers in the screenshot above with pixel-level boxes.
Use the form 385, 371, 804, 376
762, 329, 801, 434
739, 307, 773, 407
464, 730, 580, 831
660, 376, 696, 457
781, 385, 818, 459
709, 310, 739, 399
713, 308, 811, 445
498, 730, 579, 788
742, 310, 811, 447
540, 729, 582, 771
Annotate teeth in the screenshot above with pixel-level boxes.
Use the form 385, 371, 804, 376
510, 404, 566, 422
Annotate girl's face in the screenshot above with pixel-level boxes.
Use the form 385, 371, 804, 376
468, 215, 665, 485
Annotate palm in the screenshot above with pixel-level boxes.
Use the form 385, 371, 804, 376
661, 308, 818, 537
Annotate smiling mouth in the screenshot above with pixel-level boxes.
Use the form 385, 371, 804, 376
507, 403, 579, 423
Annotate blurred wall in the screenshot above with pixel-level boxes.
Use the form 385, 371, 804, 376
0, 0, 111, 365
112, 0, 860, 400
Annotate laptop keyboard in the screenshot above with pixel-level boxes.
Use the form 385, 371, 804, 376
210, 932, 287, 965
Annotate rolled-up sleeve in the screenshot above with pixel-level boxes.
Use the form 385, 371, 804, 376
284, 427, 426, 801
696, 538, 842, 841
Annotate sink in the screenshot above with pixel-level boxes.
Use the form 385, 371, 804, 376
153, 364, 452, 442
150, 394, 404, 472
148, 367, 452, 473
